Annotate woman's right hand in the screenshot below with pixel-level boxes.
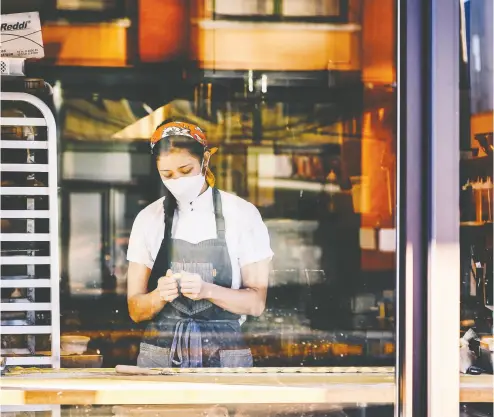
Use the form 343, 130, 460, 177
157, 269, 179, 302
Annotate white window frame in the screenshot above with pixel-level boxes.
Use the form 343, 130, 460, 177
396, 0, 460, 416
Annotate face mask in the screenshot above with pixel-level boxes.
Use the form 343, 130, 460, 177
162, 169, 205, 204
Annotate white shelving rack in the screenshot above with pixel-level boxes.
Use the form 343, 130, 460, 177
1, 90, 61, 369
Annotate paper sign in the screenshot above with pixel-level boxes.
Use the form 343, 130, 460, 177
0, 12, 44, 59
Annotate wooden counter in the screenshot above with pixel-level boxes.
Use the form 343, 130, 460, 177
0, 368, 492, 405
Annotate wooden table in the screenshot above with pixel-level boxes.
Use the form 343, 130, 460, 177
0, 368, 492, 405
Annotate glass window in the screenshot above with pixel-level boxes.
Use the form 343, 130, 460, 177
459, 0, 493, 414
0, 2, 403, 413
50, 0, 398, 373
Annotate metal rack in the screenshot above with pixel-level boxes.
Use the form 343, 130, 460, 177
1, 91, 61, 368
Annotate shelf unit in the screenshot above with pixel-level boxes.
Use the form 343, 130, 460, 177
459, 143, 493, 336
1, 91, 61, 368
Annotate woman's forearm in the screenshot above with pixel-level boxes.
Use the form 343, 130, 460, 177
128, 289, 166, 322
201, 282, 266, 317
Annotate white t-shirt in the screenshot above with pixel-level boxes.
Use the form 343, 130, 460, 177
127, 187, 273, 289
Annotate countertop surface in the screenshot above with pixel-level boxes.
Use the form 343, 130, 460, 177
0, 367, 492, 405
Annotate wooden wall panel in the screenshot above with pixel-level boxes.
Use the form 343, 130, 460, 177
361, 0, 396, 84
138, 0, 188, 62
191, 23, 361, 71
41, 23, 128, 66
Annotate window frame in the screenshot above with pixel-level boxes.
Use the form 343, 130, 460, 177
396, 0, 461, 415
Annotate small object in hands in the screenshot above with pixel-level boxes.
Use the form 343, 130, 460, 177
159, 270, 180, 301
173, 272, 182, 290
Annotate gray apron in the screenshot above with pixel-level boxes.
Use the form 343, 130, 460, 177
137, 188, 253, 368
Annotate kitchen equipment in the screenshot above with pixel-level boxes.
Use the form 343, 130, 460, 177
460, 336, 476, 373
461, 178, 493, 223
475, 132, 493, 156
1, 66, 61, 368
60, 335, 90, 355
350, 176, 370, 214
61, 352, 103, 368
460, 329, 493, 375
478, 337, 493, 374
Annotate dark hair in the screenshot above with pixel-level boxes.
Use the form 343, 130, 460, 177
147, 119, 207, 292
152, 134, 205, 161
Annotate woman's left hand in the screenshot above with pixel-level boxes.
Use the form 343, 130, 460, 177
179, 272, 207, 300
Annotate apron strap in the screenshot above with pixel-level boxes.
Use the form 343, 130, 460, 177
146, 198, 174, 291
169, 319, 203, 368
212, 188, 226, 239
149, 188, 224, 291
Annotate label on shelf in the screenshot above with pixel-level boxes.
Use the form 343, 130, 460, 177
0, 12, 44, 59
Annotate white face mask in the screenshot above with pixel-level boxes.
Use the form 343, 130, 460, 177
162, 172, 205, 204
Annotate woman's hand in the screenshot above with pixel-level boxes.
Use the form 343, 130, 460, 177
189, 258, 270, 317
157, 269, 179, 302
179, 272, 206, 300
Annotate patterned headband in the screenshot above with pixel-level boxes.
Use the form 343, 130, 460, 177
151, 121, 217, 187
150, 121, 208, 151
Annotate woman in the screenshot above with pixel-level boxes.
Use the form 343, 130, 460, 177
127, 120, 273, 368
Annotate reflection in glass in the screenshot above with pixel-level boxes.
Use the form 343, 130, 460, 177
459, 0, 493, 384
68, 193, 102, 296
57, 0, 397, 369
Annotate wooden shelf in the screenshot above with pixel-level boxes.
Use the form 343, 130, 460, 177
3, 356, 53, 366
1, 302, 52, 312
460, 221, 493, 227
0, 279, 51, 288
0, 325, 52, 334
